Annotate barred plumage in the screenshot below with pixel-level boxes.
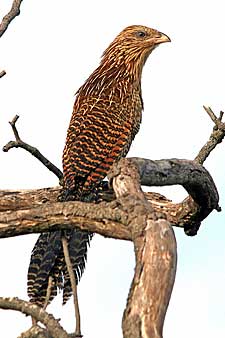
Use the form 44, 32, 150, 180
27, 25, 170, 306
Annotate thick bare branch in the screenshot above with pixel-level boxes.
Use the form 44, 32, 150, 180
0, 0, 23, 38
131, 157, 220, 234
131, 157, 219, 210
123, 218, 176, 338
0, 154, 220, 239
0, 297, 69, 338
109, 159, 177, 338
0, 198, 130, 240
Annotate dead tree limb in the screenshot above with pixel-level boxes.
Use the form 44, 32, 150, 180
0, 0, 24, 38
195, 106, 225, 164
0, 297, 69, 338
3, 115, 63, 181
109, 159, 177, 338
0, 156, 219, 239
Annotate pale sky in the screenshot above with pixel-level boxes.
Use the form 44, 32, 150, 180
0, 1, 225, 337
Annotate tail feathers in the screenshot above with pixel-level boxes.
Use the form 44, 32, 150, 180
27, 229, 93, 306
27, 184, 102, 306
27, 231, 62, 305
27, 232, 49, 298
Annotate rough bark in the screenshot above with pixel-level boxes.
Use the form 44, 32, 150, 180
0, 0, 24, 38
0, 157, 220, 242
110, 159, 177, 338
123, 219, 176, 338
0, 297, 69, 338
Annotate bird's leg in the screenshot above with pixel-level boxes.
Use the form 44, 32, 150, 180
61, 236, 82, 337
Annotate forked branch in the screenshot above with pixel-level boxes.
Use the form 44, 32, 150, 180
3, 115, 63, 181
195, 106, 225, 164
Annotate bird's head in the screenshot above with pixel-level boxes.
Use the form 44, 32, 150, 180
114, 25, 170, 50
102, 25, 170, 80
79, 25, 170, 97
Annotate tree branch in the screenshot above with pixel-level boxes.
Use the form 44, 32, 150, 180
0, 297, 69, 338
0, 0, 24, 38
130, 157, 220, 235
0, 197, 131, 240
0, 155, 219, 239
109, 159, 177, 338
194, 106, 225, 164
2, 115, 63, 181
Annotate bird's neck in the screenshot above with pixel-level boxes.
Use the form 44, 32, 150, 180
78, 56, 144, 100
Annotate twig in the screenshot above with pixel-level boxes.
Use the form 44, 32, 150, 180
0, 70, 6, 78
43, 276, 53, 310
203, 105, 224, 127
62, 237, 82, 338
2, 115, 63, 181
0, 0, 24, 38
194, 106, 225, 164
0, 297, 69, 338
9, 114, 20, 140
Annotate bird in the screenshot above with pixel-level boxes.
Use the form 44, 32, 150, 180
27, 24, 170, 308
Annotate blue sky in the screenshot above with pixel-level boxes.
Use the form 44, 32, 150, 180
0, 1, 225, 337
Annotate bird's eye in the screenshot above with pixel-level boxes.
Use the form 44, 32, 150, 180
136, 31, 147, 38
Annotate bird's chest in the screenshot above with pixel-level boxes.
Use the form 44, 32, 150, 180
119, 88, 143, 137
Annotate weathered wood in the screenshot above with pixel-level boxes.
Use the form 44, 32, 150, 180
0, 0, 24, 38
109, 159, 177, 338
0, 155, 220, 240
0, 297, 69, 338
123, 219, 176, 338
0, 199, 131, 240
0, 157, 221, 337
0, 157, 220, 240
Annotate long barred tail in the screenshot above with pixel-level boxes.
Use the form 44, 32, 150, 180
27, 189, 96, 306
27, 231, 62, 306
27, 230, 92, 306
27, 181, 107, 306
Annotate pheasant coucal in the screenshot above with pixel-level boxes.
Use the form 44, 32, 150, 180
27, 25, 170, 307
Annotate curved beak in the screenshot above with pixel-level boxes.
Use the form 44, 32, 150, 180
155, 32, 171, 45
